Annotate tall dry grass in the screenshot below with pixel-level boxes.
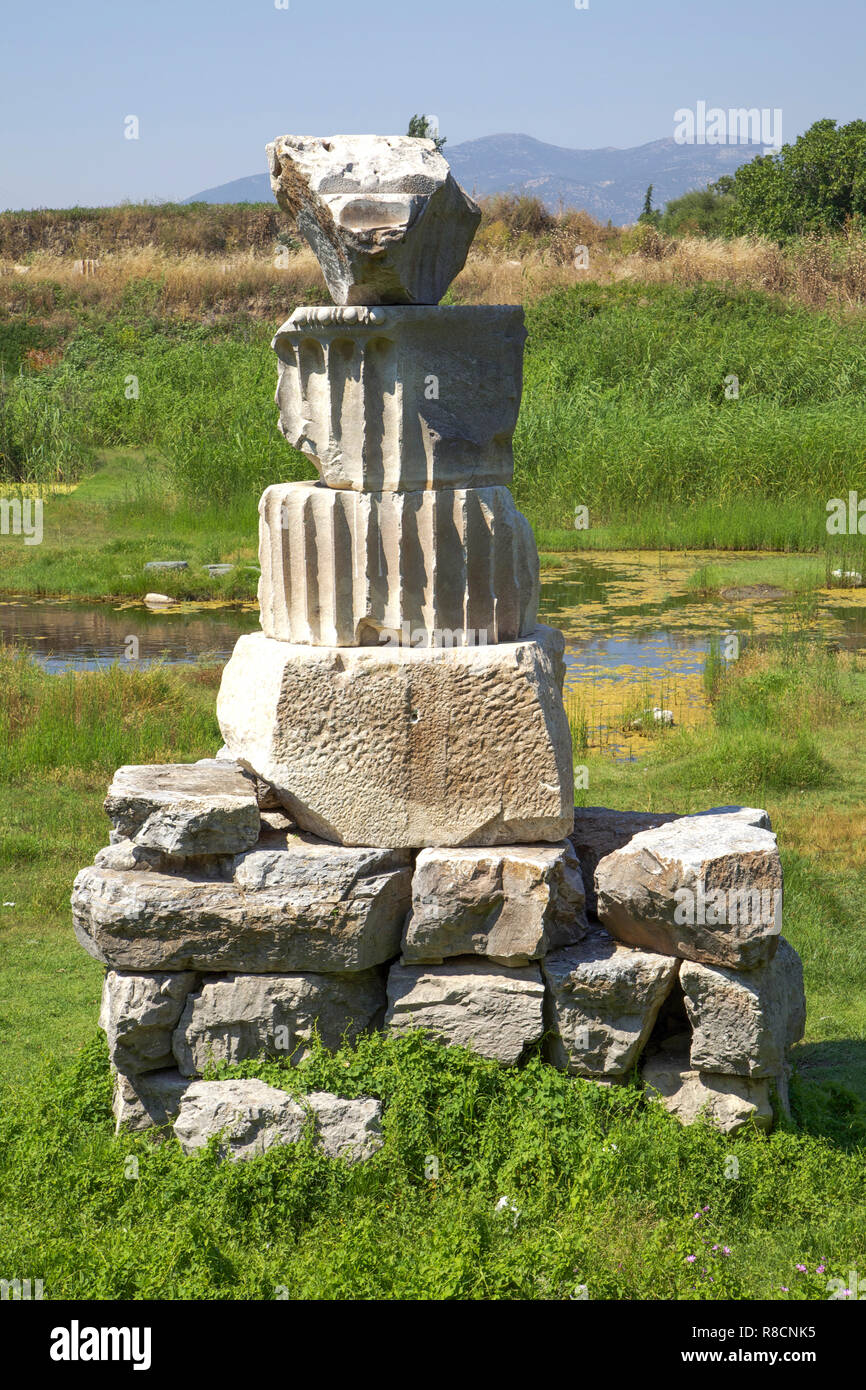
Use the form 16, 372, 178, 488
3, 202, 866, 319
454, 229, 866, 312
0, 246, 325, 320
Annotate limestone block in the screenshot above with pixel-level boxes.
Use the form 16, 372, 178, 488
402, 842, 586, 967
594, 813, 783, 969
267, 134, 480, 305
112, 1069, 191, 1135
104, 760, 260, 856
99, 970, 197, 1074
172, 969, 386, 1076
570, 806, 771, 919
570, 808, 679, 918
72, 833, 412, 972
303, 1091, 384, 1162
216, 627, 574, 848
272, 305, 525, 492
642, 1046, 776, 1134
681, 938, 806, 1077
542, 929, 679, 1078
93, 840, 234, 879
173, 1079, 307, 1158
384, 960, 545, 1064
173, 1078, 383, 1162
258, 481, 538, 647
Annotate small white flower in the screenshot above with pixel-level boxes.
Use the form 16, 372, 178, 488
495, 1195, 520, 1225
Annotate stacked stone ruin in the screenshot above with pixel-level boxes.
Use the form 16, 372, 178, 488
71, 136, 806, 1159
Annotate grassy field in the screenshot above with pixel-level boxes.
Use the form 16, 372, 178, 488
1, 211, 864, 1300
2, 274, 866, 599
0, 636, 863, 1299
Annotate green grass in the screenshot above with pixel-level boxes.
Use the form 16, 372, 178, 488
0, 635, 863, 1299
0, 450, 263, 600
0, 1032, 863, 1300
517, 282, 866, 539
2, 280, 866, 597
0, 650, 221, 1083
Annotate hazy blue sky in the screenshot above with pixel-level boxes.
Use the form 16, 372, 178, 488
2, 0, 864, 209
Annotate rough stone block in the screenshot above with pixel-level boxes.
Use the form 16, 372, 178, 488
384, 959, 545, 1064
104, 760, 260, 856
216, 627, 574, 848
173, 1078, 383, 1162
99, 969, 197, 1074
595, 812, 783, 969
570, 806, 771, 919
267, 134, 480, 305
272, 305, 525, 491
542, 929, 679, 1078
642, 1045, 777, 1133
570, 808, 679, 918
681, 937, 806, 1077
112, 1069, 191, 1135
303, 1091, 384, 1162
258, 480, 538, 646
402, 842, 586, 967
72, 831, 412, 972
172, 969, 386, 1075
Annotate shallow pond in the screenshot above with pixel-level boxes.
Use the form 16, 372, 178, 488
0, 595, 260, 673
548, 551, 866, 755
3, 551, 864, 756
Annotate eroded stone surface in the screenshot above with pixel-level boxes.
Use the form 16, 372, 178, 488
258, 480, 538, 646
402, 842, 586, 967
642, 1046, 776, 1133
104, 760, 260, 856
542, 929, 679, 1078
72, 832, 412, 972
681, 938, 806, 1077
100, 969, 197, 1074
172, 969, 386, 1075
385, 960, 545, 1064
267, 134, 480, 305
173, 1078, 383, 1162
595, 813, 783, 969
216, 628, 573, 848
272, 305, 525, 492
112, 1068, 190, 1135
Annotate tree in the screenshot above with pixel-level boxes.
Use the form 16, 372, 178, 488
725, 118, 866, 239
638, 184, 661, 227
407, 114, 446, 152
660, 184, 736, 237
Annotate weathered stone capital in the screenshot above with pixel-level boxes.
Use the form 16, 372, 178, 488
272, 304, 526, 492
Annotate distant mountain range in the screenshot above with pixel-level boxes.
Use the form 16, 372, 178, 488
184, 133, 766, 225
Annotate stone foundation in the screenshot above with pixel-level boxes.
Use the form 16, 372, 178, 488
74, 769, 806, 1147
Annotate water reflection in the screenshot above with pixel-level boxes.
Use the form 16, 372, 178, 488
0, 597, 260, 672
